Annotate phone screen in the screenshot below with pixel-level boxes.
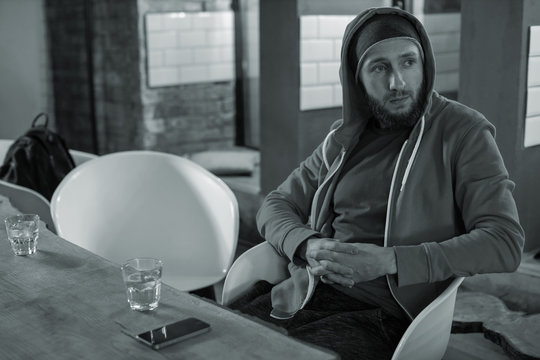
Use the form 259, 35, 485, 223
136, 317, 210, 349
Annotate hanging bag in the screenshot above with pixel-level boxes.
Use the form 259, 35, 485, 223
0, 113, 76, 200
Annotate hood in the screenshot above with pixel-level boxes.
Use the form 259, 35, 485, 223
335, 7, 436, 147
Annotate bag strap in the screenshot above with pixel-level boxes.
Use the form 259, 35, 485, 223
31, 113, 49, 128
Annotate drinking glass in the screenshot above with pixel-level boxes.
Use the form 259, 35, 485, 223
4, 214, 40, 256
121, 258, 163, 311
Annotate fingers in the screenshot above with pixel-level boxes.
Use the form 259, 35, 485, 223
320, 276, 335, 285
319, 241, 359, 254
310, 260, 353, 277
322, 273, 355, 288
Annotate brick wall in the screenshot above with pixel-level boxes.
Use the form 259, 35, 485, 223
46, 0, 235, 155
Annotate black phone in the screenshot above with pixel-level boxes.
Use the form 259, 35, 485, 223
131, 317, 211, 350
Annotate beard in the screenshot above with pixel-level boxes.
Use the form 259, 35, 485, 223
364, 83, 427, 130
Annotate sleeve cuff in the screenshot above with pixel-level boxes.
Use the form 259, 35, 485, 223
282, 227, 320, 262
394, 244, 430, 287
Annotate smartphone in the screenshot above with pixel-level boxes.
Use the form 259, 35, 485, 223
131, 317, 211, 350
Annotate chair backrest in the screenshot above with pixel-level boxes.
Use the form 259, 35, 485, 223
221, 242, 464, 360
0, 180, 56, 233
68, 149, 98, 165
391, 276, 464, 360
50, 150, 239, 292
0, 140, 12, 161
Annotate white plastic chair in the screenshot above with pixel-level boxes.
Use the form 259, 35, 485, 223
0, 139, 97, 166
50, 150, 239, 294
221, 242, 464, 360
0, 179, 56, 233
68, 148, 98, 165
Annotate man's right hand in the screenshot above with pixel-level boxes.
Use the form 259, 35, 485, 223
297, 237, 356, 287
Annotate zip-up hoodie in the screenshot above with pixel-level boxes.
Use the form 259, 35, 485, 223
256, 7, 524, 320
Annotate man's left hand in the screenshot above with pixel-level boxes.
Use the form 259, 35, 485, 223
308, 242, 397, 287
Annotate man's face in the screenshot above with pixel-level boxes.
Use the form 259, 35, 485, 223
359, 38, 424, 129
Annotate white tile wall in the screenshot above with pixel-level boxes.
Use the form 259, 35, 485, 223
145, 11, 235, 87
525, 26, 540, 147
300, 15, 354, 110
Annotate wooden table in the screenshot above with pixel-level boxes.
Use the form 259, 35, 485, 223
0, 194, 338, 360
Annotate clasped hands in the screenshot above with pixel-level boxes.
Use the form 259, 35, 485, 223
298, 237, 397, 288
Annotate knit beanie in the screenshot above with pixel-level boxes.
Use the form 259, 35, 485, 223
352, 14, 424, 80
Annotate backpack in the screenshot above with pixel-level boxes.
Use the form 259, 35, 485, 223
0, 113, 76, 200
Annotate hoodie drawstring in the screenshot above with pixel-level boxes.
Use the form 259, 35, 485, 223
322, 129, 337, 171
400, 116, 425, 191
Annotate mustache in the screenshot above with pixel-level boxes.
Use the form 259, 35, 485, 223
384, 91, 413, 102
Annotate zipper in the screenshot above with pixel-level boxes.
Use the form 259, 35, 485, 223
310, 133, 346, 227
384, 140, 413, 320
302, 137, 346, 311
400, 117, 425, 191
385, 117, 425, 320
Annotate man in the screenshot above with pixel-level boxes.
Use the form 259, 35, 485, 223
230, 7, 524, 360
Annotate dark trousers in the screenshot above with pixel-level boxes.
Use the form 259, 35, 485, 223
229, 281, 409, 360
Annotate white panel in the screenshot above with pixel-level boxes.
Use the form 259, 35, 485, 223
180, 65, 209, 84
148, 68, 181, 87
146, 14, 164, 31
162, 13, 191, 30
191, 13, 215, 29
301, 63, 318, 86
164, 48, 193, 66
212, 12, 234, 29
526, 87, 540, 117
300, 16, 318, 39
301, 40, 334, 62
177, 31, 207, 47
148, 50, 164, 68
194, 47, 233, 64
318, 62, 340, 84
530, 26, 540, 56
528, 56, 540, 87
208, 63, 235, 81
146, 11, 236, 87
147, 31, 177, 49
524, 115, 540, 147
207, 30, 234, 46
318, 16, 353, 38
300, 85, 334, 110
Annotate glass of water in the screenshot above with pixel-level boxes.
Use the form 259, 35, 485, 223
121, 258, 163, 311
4, 214, 40, 256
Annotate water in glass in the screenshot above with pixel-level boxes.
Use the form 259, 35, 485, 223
8, 227, 39, 255
125, 271, 161, 311
4, 214, 40, 256
121, 258, 162, 311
